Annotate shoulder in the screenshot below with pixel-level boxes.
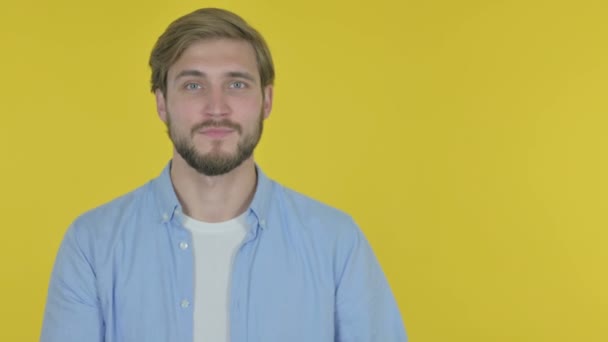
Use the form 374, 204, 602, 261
271, 181, 361, 239
268, 181, 375, 285
53, 180, 156, 270
68, 180, 155, 241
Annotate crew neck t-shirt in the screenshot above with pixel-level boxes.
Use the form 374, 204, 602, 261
182, 212, 248, 342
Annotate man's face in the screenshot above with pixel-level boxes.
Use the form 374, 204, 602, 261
155, 38, 273, 176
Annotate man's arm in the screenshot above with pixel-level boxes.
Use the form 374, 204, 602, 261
334, 220, 407, 342
40, 224, 104, 342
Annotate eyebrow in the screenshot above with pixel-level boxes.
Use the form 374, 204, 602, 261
174, 69, 205, 81
173, 70, 257, 83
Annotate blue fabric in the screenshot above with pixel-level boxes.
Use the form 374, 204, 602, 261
41, 164, 406, 342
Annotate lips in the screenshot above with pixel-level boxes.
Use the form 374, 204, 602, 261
192, 120, 242, 137
200, 127, 233, 133
199, 127, 234, 139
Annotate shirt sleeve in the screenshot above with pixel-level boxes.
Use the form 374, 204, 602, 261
334, 219, 407, 342
40, 223, 104, 342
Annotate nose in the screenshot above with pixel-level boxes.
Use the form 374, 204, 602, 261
205, 86, 230, 117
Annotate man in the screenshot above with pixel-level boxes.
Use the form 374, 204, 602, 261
41, 8, 406, 342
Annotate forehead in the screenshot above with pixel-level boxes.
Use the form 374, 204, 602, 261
168, 38, 259, 80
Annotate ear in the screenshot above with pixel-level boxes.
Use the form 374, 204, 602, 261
155, 89, 168, 124
262, 85, 274, 119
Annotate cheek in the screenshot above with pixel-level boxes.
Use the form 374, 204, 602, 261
232, 95, 264, 114
167, 99, 201, 123
168, 96, 200, 113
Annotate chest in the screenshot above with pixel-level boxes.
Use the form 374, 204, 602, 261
95, 224, 336, 341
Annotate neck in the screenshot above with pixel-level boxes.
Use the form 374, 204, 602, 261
169, 153, 257, 223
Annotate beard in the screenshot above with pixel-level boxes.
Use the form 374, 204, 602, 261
167, 113, 264, 176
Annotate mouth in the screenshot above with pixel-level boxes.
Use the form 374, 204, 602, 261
198, 127, 235, 139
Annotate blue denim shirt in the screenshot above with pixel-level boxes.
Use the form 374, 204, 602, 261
41, 164, 406, 342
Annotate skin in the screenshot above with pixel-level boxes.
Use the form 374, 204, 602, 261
155, 38, 273, 222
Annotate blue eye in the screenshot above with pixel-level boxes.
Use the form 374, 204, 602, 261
231, 81, 246, 89
185, 83, 201, 90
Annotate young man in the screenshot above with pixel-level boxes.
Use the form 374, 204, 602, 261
41, 8, 406, 342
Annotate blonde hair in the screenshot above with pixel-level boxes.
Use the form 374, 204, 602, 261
149, 8, 275, 95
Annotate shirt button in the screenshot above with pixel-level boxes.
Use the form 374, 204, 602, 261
179, 241, 189, 250
180, 299, 190, 308
162, 213, 169, 221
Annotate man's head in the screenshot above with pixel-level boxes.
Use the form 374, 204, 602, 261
149, 8, 274, 176
150, 8, 274, 96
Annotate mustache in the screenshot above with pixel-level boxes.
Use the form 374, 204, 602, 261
191, 119, 242, 135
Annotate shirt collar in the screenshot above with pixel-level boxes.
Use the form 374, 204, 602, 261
151, 161, 274, 229
249, 164, 273, 230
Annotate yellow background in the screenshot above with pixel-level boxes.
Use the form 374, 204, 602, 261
1, 0, 607, 341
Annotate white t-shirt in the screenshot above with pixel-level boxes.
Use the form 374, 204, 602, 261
182, 212, 248, 342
